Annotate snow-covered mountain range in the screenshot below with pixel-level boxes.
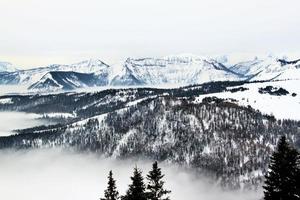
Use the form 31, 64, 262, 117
0, 59, 110, 91
110, 55, 241, 86
0, 54, 299, 92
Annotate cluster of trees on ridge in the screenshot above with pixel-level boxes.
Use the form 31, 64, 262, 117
100, 162, 171, 200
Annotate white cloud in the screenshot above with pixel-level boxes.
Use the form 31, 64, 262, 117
0, 112, 47, 136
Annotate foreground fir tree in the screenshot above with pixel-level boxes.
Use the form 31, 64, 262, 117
296, 156, 300, 199
122, 167, 147, 200
263, 136, 300, 200
146, 161, 171, 200
101, 171, 119, 200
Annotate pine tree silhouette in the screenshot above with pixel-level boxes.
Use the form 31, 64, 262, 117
296, 156, 300, 199
122, 167, 147, 200
146, 161, 171, 200
263, 136, 300, 200
101, 171, 119, 200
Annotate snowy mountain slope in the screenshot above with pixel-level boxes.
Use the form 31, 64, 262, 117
0, 59, 110, 87
0, 81, 252, 120
28, 71, 109, 91
2, 76, 300, 121
111, 55, 242, 86
229, 56, 300, 81
0, 72, 20, 85
195, 80, 300, 120
0, 61, 17, 72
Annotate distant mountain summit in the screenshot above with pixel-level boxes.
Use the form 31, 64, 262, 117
110, 55, 240, 86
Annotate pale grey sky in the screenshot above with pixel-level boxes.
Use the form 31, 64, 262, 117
0, 0, 299, 68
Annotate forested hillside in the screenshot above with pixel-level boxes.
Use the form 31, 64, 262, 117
0, 83, 299, 189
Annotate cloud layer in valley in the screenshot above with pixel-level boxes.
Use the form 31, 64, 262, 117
0, 149, 262, 200
0, 112, 47, 136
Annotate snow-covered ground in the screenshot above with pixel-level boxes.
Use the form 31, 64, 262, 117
195, 80, 300, 120
42, 112, 76, 119
0, 97, 13, 104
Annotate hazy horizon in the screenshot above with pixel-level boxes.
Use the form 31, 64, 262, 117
1, 0, 300, 69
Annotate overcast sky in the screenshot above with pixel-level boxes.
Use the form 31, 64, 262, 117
0, 0, 299, 68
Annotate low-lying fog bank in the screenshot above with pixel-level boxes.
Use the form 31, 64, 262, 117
0, 85, 30, 96
0, 112, 50, 136
0, 149, 263, 200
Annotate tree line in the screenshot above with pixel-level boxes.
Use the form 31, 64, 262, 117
101, 162, 171, 200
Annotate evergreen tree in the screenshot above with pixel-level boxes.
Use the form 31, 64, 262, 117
122, 167, 147, 200
263, 136, 300, 200
296, 154, 300, 199
146, 161, 171, 200
101, 170, 119, 200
